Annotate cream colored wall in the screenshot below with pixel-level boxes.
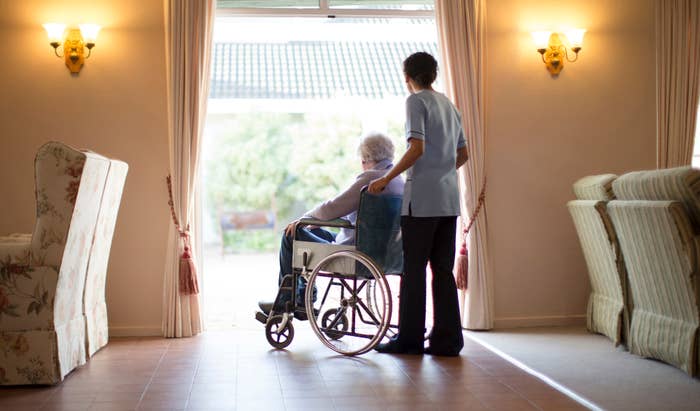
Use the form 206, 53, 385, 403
0, 0, 168, 335
485, 0, 656, 327
0, 0, 658, 334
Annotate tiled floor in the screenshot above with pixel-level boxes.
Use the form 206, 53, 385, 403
0, 329, 588, 411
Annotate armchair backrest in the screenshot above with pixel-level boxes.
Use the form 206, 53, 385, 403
30, 142, 110, 325
355, 189, 403, 275
83, 157, 128, 356
568, 173, 629, 346
612, 166, 700, 232
608, 166, 700, 376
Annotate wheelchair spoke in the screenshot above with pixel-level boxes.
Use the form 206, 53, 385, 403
306, 250, 392, 356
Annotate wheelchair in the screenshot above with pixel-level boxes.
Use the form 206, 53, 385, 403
255, 188, 403, 356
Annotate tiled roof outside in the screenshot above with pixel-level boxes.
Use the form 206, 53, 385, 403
210, 41, 439, 99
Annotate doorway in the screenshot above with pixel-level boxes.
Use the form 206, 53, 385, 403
201, 14, 439, 330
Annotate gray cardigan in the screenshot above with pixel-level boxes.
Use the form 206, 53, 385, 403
306, 159, 404, 245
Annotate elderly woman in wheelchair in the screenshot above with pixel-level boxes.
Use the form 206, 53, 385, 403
255, 133, 404, 355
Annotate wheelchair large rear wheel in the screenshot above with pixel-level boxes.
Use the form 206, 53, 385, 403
305, 250, 391, 355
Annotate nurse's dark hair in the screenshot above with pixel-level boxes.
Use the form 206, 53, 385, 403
403, 52, 438, 88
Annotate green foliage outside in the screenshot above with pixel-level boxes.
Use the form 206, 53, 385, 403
204, 111, 405, 252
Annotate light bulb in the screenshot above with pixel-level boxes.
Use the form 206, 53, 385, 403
531, 31, 552, 51
43, 23, 66, 44
79, 24, 101, 44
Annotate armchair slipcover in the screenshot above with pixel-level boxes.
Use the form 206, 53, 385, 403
568, 174, 630, 346
0, 142, 124, 384
608, 167, 700, 376
83, 155, 128, 357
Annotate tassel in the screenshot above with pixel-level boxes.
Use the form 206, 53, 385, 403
166, 175, 200, 296
455, 241, 468, 290
179, 244, 200, 295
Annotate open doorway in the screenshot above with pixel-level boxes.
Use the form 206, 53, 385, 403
200, 15, 439, 330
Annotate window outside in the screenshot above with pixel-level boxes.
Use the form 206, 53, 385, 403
202, 16, 438, 328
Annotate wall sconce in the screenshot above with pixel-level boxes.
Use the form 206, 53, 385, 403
532, 29, 586, 76
43, 23, 101, 74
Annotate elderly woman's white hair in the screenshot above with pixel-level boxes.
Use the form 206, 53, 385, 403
358, 132, 394, 163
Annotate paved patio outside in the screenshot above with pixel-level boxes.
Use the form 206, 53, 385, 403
202, 246, 279, 330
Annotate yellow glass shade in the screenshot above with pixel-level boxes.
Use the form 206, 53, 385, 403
565, 28, 586, 48
79, 24, 101, 44
531, 31, 552, 50
43, 23, 66, 43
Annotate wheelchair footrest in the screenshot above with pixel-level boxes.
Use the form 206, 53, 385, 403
255, 311, 268, 324
294, 307, 320, 321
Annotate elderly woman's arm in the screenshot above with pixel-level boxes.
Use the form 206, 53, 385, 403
305, 176, 367, 221
284, 175, 369, 236
368, 138, 424, 194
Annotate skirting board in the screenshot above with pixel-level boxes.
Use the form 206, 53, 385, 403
109, 326, 162, 337
493, 314, 585, 329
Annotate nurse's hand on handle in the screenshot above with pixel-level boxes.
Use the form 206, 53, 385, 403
368, 177, 389, 194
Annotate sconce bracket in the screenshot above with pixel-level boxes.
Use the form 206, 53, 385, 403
63, 28, 85, 74
542, 33, 565, 76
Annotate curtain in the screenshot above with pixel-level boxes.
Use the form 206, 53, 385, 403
435, 0, 493, 330
656, 0, 700, 168
162, 0, 215, 338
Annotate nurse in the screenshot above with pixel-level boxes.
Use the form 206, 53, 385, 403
368, 52, 468, 356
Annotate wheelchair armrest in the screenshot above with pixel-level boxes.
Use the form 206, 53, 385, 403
297, 218, 354, 229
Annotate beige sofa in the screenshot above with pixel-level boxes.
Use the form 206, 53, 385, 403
0, 142, 127, 384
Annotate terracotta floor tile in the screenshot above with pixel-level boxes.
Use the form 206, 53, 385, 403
88, 399, 141, 411
137, 400, 188, 411
0, 330, 591, 411
40, 402, 93, 411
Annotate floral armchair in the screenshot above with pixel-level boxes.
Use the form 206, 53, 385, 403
0, 142, 118, 384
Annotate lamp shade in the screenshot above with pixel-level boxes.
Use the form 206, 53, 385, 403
565, 28, 586, 48
79, 24, 101, 44
43, 23, 66, 43
531, 31, 552, 50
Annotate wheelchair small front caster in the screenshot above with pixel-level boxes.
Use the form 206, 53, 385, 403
265, 315, 294, 349
321, 309, 348, 340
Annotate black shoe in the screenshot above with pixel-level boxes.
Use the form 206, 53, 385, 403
374, 338, 423, 355
258, 301, 274, 315
424, 346, 461, 357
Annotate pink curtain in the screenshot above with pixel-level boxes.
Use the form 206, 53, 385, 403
435, 0, 493, 330
162, 0, 215, 338
656, 0, 700, 168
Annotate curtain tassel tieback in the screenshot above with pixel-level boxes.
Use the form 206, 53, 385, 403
167, 175, 200, 295
178, 231, 200, 295
455, 179, 486, 290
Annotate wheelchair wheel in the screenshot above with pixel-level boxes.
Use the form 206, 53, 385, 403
305, 250, 391, 355
265, 315, 294, 349
366, 278, 397, 339
321, 309, 349, 340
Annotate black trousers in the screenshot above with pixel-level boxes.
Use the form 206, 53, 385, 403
397, 216, 464, 352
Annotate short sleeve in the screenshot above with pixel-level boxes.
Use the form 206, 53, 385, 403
456, 111, 466, 149
405, 94, 426, 141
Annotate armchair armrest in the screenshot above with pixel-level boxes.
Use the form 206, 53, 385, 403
1, 234, 58, 332
0, 233, 32, 265
297, 218, 354, 229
